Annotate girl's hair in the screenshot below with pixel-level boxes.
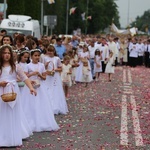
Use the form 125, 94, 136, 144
109, 51, 113, 56
67, 50, 73, 58
15, 34, 25, 44
26, 39, 36, 50
18, 49, 30, 63
42, 40, 50, 54
47, 45, 57, 56
83, 45, 89, 51
30, 49, 41, 56
72, 47, 77, 55
1, 35, 14, 46
95, 49, 100, 56
63, 55, 70, 61
0, 45, 16, 74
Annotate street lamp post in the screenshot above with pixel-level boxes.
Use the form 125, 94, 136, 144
41, 0, 44, 36
85, 0, 89, 34
127, 0, 130, 26
66, 0, 69, 35
4, 0, 7, 19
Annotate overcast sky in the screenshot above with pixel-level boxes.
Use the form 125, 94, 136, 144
115, 0, 150, 28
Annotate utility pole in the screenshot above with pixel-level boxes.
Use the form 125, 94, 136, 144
127, 0, 130, 26
66, 0, 69, 35
41, 0, 44, 36
85, 0, 89, 34
4, 0, 7, 19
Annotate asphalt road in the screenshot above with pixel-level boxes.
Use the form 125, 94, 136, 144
1, 66, 150, 150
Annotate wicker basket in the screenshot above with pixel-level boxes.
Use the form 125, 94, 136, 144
81, 58, 88, 63
48, 61, 55, 76
1, 86, 17, 102
32, 79, 40, 89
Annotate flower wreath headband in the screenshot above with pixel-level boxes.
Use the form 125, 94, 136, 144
18, 50, 30, 55
0, 44, 20, 54
0, 44, 12, 50
30, 49, 41, 53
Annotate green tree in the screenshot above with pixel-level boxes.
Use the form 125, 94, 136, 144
44, 0, 66, 34
24, 0, 40, 20
131, 9, 150, 32
7, 0, 25, 16
6, 0, 120, 35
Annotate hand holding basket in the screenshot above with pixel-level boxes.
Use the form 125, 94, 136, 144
1, 83, 17, 102
47, 61, 55, 76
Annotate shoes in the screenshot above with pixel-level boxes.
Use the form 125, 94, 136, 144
73, 81, 76, 85
108, 80, 111, 82
93, 76, 96, 80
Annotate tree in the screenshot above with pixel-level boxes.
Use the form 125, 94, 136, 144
130, 9, 150, 32
7, 0, 25, 16
24, 0, 40, 20
6, 0, 120, 35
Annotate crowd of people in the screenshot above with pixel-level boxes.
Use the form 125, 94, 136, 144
0, 29, 150, 147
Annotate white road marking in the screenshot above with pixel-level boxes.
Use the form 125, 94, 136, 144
127, 70, 132, 83
130, 95, 144, 146
120, 95, 128, 145
123, 69, 126, 83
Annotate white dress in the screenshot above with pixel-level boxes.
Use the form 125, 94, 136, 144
94, 55, 102, 73
0, 65, 32, 147
75, 51, 93, 82
105, 57, 115, 73
70, 55, 78, 80
44, 56, 68, 115
18, 62, 28, 93
21, 62, 59, 132
61, 63, 72, 87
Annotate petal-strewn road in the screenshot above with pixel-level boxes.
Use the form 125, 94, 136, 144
2, 66, 150, 150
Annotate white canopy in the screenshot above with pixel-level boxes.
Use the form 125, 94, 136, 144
110, 23, 137, 36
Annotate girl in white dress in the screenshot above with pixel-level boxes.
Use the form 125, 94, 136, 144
44, 45, 68, 115
105, 51, 115, 82
82, 59, 91, 87
17, 50, 30, 91
61, 55, 72, 98
75, 45, 92, 83
68, 50, 79, 85
94, 50, 102, 81
0, 45, 36, 147
22, 49, 59, 132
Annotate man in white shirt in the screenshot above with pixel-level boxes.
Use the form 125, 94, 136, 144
95, 36, 102, 49
137, 39, 145, 66
144, 39, 150, 67
108, 36, 118, 66
129, 38, 139, 67
114, 37, 120, 65
88, 40, 97, 78
99, 38, 109, 73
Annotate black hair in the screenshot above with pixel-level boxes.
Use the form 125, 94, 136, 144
30, 49, 41, 56
18, 49, 30, 63
1, 35, 14, 46
95, 49, 100, 56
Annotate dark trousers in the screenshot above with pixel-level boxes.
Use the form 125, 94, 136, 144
129, 57, 137, 67
144, 52, 149, 67
102, 61, 106, 73
137, 56, 143, 66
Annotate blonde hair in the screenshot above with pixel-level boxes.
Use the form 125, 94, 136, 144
63, 55, 70, 61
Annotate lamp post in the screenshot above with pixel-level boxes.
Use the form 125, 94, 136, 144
127, 0, 130, 26
41, 0, 44, 36
66, 0, 69, 35
4, 0, 7, 19
85, 0, 89, 34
